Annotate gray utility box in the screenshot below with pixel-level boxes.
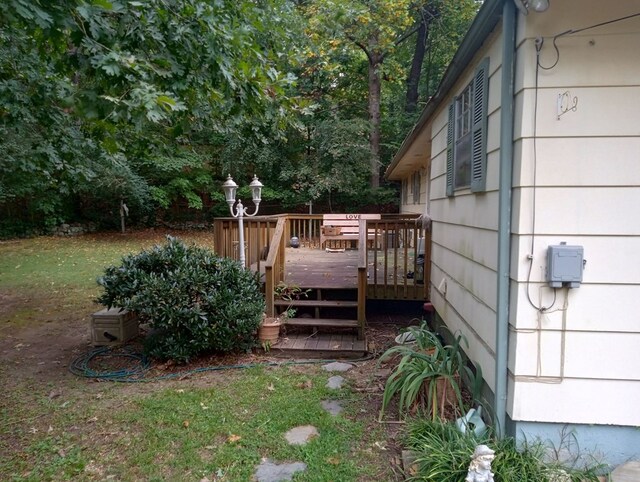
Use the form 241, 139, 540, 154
546, 243, 584, 288
91, 307, 138, 346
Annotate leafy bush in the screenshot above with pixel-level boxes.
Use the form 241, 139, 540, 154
405, 419, 604, 482
97, 236, 265, 362
379, 322, 482, 421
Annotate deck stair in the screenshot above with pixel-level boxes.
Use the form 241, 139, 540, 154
275, 288, 361, 334
274, 286, 367, 358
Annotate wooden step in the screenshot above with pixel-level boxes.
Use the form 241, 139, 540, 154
284, 318, 359, 328
274, 299, 357, 308
272, 333, 367, 359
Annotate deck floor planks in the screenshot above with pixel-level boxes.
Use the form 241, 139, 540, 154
270, 333, 366, 358
315, 335, 332, 350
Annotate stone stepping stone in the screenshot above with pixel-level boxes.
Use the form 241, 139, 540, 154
321, 400, 343, 416
322, 362, 353, 372
254, 459, 307, 482
326, 375, 345, 389
285, 425, 319, 446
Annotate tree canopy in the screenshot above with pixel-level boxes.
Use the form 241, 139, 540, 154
0, 0, 479, 236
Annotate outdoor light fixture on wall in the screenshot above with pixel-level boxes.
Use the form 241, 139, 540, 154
222, 174, 263, 267
514, 0, 550, 15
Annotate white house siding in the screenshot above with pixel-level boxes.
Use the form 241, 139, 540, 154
509, 0, 640, 427
429, 28, 505, 393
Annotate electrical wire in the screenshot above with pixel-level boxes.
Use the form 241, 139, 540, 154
525, 38, 557, 313
69, 346, 375, 383
537, 12, 640, 70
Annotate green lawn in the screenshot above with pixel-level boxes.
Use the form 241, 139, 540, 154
0, 231, 395, 481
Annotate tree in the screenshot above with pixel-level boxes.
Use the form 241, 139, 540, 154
306, 0, 427, 188
0, 0, 300, 231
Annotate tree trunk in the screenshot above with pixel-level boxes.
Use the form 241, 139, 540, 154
368, 53, 382, 189
405, 16, 428, 113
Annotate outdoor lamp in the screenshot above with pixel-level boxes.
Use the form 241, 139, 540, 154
222, 175, 238, 207
529, 0, 549, 12
249, 175, 263, 205
514, 0, 549, 15
221, 174, 263, 268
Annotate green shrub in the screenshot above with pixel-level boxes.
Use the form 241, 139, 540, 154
405, 419, 604, 482
97, 236, 265, 362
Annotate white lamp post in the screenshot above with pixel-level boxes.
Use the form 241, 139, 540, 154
222, 174, 263, 267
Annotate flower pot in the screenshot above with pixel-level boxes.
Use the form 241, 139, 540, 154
258, 317, 281, 344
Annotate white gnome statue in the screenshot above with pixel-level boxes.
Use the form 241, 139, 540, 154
465, 444, 495, 482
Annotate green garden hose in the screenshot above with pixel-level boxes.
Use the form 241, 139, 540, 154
69, 346, 374, 383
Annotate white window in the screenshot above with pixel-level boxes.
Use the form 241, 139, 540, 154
412, 171, 421, 204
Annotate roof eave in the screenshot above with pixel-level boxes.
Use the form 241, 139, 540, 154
385, 0, 505, 180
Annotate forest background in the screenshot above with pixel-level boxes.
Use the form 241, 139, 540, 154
0, 0, 479, 237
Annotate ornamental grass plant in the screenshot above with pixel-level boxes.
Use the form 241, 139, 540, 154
405, 419, 604, 482
379, 321, 483, 421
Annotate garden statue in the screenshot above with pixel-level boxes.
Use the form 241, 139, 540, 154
465, 444, 495, 482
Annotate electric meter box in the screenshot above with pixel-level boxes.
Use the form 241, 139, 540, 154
546, 243, 584, 288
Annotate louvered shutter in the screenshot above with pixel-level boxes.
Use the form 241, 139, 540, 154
471, 57, 489, 192
446, 102, 455, 197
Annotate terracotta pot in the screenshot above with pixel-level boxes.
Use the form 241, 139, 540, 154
258, 317, 281, 343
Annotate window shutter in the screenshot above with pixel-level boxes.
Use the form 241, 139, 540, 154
446, 102, 454, 197
471, 57, 489, 192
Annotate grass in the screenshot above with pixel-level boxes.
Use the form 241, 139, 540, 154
0, 230, 393, 481
405, 419, 605, 482
2, 366, 386, 481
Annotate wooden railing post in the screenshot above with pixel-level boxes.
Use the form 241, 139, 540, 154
357, 220, 367, 339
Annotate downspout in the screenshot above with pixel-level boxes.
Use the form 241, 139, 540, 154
495, 0, 517, 438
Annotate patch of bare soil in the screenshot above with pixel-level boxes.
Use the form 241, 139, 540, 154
1, 277, 424, 481
0, 290, 95, 386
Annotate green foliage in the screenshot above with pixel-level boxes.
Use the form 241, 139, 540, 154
405, 419, 604, 482
0, 0, 300, 234
97, 236, 265, 362
379, 321, 482, 421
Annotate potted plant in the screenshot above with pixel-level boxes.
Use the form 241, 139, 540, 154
379, 321, 483, 421
258, 282, 309, 344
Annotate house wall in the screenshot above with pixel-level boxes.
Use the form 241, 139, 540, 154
426, 0, 640, 463
428, 26, 504, 396
509, 0, 640, 433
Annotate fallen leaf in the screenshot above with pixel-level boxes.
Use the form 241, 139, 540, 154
326, 457, 340, 465
227, 434, 241, 443
87, 416, 98, 423
266, 383, 275, 391
297, 380, 312, 389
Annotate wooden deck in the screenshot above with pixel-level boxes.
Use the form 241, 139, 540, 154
284, 248, 359, 289
270, 332, 367, 358
283, 247, 422, 293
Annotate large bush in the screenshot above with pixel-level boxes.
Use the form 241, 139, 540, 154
97, 236, 265, 362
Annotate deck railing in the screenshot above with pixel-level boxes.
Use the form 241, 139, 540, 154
213, 213, 430, 323
264, 217, 287, 317
366, 216, 430, 301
